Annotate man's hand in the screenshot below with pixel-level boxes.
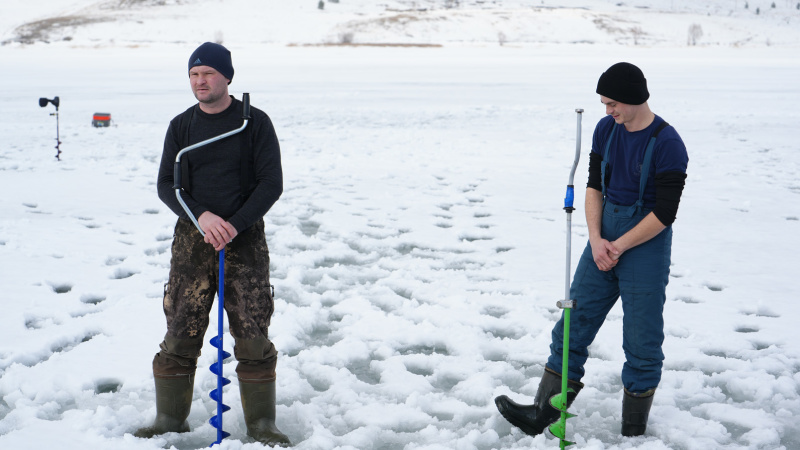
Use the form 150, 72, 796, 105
590, 237, 621, 271
198, 211, 238, 251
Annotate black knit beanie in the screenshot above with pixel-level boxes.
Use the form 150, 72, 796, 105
188, 42, 234, 84
596, 62, 649, 105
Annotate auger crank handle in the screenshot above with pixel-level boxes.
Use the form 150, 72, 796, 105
242, 92, 250, 120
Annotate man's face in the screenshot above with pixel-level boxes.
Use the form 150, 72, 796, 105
189, 66, 229, 104
600, 95, 635, 125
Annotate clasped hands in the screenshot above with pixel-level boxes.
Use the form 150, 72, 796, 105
198, 211, 238, 251
590, 238, 624, 272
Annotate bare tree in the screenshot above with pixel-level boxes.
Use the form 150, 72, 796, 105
497, 31, 507, 46
630, 26, 644, 45
688, 23, 703, 46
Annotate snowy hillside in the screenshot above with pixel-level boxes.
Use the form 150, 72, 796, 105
2, 0, 800, 47
1, 1, 799, 450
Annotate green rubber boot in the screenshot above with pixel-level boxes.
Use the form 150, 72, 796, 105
134, 375, 194, 438
240, 381, 292, 447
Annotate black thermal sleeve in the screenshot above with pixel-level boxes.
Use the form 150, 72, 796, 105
653, 171, 687, 226
587, 151, 603, 192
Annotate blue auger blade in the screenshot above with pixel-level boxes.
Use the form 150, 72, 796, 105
210, 361, 233, 376
209, 410, 231, 429
209, 335, 223, 348
209, 388, 232, 403
209, 429, 231, 446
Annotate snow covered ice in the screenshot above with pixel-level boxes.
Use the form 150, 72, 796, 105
1, 1, 799, 449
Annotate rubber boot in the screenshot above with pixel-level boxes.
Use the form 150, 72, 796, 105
240, 381, 292, 447
495, 367, 584, 436
621, 388, 655, 437
134, 375, 194, 438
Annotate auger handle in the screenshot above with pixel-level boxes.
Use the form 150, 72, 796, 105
564, 109, 584, 212
242, 92, 251, 120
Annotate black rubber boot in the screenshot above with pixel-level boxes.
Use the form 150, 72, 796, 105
621, 388, 655, 437
240, 381, 292, 447
495, 367, 583, 436
134, 375, 194, 438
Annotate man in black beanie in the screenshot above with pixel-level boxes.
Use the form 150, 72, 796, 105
136, 42, 291, 446
496, 62, 688, 438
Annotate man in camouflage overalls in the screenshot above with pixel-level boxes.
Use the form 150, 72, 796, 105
135, 42, 290, 446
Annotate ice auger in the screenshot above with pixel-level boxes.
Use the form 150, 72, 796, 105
173, 93, 251, 447
549, 108, 583, 449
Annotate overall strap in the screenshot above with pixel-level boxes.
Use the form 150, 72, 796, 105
600, 123, 618, 199
178, 107, 195, 194
636, 120, 670, 208
239, 122, 254, 201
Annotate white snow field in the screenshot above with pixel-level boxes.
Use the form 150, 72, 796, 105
0, 1, 799, 449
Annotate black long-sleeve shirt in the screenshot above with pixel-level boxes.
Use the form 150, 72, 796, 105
157, 98, 282, 233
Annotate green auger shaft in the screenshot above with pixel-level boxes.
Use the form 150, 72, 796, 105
548, 108, 584, 449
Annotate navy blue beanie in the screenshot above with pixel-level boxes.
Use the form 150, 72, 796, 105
596, 62, 649, 105
188, 42, 234, 84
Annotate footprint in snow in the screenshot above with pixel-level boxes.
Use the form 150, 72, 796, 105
674, 296, 702, 304
49, 281, 73, 294
25, 315, 59, 330
111, 268, 139, 279
105, 256, 126, 266
80, 294, 106, 305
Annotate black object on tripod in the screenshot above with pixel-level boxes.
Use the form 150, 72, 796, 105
39, 96, 61, 160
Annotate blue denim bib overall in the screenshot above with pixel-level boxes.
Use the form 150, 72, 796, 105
547, 122, 672, 394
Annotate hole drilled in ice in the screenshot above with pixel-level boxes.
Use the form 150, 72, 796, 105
349, 360, 381, 385
94, 378, 122, 394
399, 344, 448, 356
481, 305, 508, 318
144, 244, 169, 256
25, 316, 56, 329
751, 341, 773, 351
404, 363, 434, 377
105, 256, 125, 266
735, 326, 759, 333
299, 220, 321, 236
395, 243, 426, 255
80, 294, 106, 305
316, 256, 358, 268
460, 234, 492, 242
111, 268, 139, 279
50, 282, 73, 294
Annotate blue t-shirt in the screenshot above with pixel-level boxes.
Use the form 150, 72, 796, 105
591, 115, 688, 209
